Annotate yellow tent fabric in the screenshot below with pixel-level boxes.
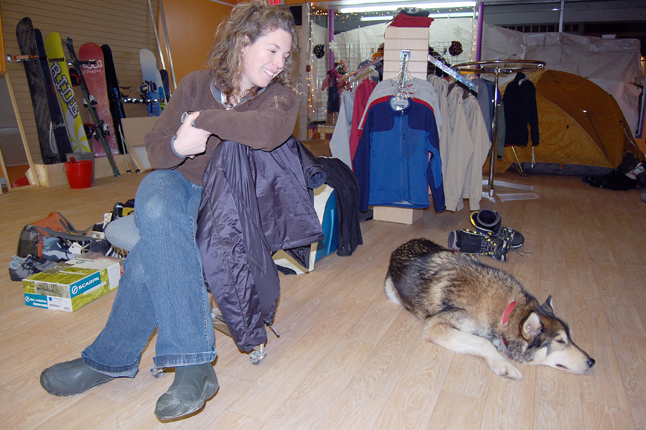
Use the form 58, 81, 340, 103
497, 69, 643, 175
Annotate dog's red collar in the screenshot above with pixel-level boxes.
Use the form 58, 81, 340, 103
501, 301, 516, 348
502, 301, 516, 326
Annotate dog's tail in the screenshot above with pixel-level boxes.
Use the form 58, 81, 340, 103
384, 273, 403, 305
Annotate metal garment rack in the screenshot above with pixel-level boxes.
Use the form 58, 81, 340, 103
428, 54, 478, 94
453, 59, 545, 201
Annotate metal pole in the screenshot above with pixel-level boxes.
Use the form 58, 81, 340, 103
158, 0, 178, 90
476, 2, 484, 61
147, 0, 166, 70
559, 0, 564, 33
488, 68, 500, 196
328, 9, 335, 70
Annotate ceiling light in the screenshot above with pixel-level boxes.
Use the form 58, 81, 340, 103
340, 0, 474, 6
339, 2, 476, 14
429, 11, 474, 18
360, 15, 394, 21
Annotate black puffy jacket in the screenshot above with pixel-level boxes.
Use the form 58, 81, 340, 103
196, 137, 325, 352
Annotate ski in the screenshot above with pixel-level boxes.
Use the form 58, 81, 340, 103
44, 31, 92, 154
16, 17, 61, 164
78, 42, 120, 157
34, 28, 74, 161
160, 69, 171, 103
101, 44, 140, 173
65, 37, 120, 177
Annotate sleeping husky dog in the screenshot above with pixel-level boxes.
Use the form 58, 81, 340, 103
384, 238, 595, 380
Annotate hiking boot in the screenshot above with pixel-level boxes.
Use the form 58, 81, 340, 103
42, 237, 75, 261
40, 358, 115, 396
154, 363, 219, 421
470, 209, 524, 249
448, 229, 510, 261
8, 254, 58, 281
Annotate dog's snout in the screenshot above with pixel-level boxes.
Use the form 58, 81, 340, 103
588, 358, 595, 368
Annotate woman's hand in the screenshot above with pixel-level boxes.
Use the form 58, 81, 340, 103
172, 111, 212, 158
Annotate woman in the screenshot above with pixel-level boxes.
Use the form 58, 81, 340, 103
39, 1, 300, 421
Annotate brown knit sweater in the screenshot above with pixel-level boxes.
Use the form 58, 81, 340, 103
145, 69, 299, 185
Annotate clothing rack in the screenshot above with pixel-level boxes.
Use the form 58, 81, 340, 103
453, 59, 545, 202
373, 25, 430, 224
427, 54, 478, 94
340, 56, 383, 83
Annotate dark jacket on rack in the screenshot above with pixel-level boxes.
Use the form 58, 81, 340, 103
503, 72, 539, 147
197, 137, 326, 352
318, 157, 363, 256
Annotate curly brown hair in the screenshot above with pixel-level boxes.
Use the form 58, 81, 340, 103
206, 0, 299, 105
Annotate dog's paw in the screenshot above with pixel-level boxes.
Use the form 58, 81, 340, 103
488, 357, 522, 380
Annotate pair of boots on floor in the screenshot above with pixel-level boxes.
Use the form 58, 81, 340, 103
40, 359, 218, 421
448, 209, 524, 261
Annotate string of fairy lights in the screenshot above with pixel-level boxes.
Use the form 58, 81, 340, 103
305, 3, 480, 124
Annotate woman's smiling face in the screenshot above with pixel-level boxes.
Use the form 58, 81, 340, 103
239, 28, 292, 94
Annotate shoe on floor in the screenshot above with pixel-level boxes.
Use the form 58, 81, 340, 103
470, 209, 525, 249
448, 229, 510, 261
9, 254, 58, 281
154, 363, 219, 421
40, 358, 115, 396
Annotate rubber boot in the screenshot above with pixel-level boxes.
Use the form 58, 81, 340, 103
40, 358, 115, 396
154, 363, 219, 421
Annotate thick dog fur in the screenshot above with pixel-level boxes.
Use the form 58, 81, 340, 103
385, 238, 595, 380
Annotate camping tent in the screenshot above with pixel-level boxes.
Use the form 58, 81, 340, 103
481, 24, 644, 137
498, 69, 644, 176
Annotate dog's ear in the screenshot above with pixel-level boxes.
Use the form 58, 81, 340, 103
541, 296, 554, 314
521, 312, 543, 341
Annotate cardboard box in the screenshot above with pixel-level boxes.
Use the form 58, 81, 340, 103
23, 257, 120, 312
373, 206, 424, 225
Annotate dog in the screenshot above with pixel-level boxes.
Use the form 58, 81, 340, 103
384, 238, 595, 380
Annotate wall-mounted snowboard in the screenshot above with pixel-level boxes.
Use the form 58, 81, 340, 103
139, 48, 162, 116
78, 42, 120, 157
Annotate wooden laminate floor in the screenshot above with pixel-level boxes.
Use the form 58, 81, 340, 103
1, 171, 645, 429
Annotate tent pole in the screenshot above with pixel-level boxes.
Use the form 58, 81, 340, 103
511, 147, 527, 176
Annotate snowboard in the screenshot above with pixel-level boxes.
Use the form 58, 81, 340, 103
16, 17, 60, 164
102, 44, 141, 172
78, 42, 120, 157
65, 37, 120, 177
139, 48, 161, 116
44, 31, 92, 154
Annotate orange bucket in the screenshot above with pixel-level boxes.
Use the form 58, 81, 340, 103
64, 159, 93, 189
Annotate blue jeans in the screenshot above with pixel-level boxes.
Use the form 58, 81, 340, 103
82, 169, 216, 377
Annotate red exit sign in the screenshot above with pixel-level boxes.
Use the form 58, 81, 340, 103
268, 0, 284, 4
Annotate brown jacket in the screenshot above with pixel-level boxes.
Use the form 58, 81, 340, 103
145, 69, 299, 185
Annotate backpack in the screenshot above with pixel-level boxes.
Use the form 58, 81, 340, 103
16, 212, 99, 259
